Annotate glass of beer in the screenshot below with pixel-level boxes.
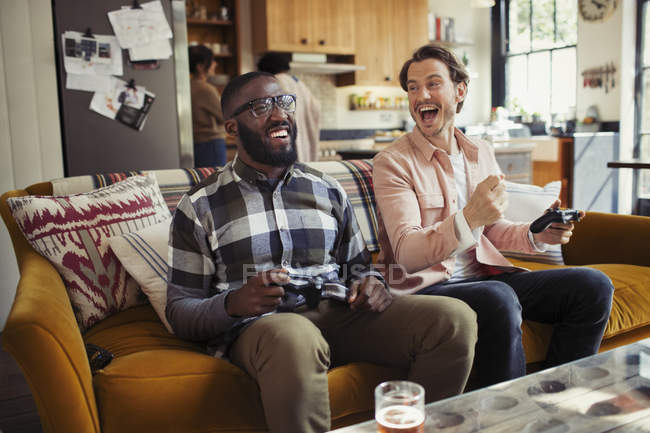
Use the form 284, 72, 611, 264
375, 380, 425, 433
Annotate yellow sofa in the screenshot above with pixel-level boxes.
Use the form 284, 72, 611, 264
2, 160, 650, 433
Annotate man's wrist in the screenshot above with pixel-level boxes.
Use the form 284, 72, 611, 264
224, 291, 241, 318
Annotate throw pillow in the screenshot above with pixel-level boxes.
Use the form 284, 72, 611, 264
8, 173, 170, 331
108, 218, 173, 333
500, 180, 565, 265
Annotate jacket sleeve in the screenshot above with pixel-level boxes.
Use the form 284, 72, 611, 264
166, 194, 237, 341
373, 151, 461, 274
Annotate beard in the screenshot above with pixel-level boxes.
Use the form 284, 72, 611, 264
238, 119, 298, 167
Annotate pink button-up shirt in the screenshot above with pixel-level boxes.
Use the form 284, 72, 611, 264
373, 127, 535, 294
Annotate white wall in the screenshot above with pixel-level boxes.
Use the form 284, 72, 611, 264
577, 1, 637, 214
577, 4, 624, 121
0, 0, 64, 330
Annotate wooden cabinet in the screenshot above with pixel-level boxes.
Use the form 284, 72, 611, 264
390, 0, 429, 85
251, 0, 355, 54
532, 137, 573, 207
349, 0, 428, 86
352, 0, 394, 85
186, 0, 240, 78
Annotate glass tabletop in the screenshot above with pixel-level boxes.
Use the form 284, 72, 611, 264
330, 338, 650, 432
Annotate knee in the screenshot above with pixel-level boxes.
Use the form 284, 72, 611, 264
471, 282, 522, 329
255, 315, 330, 370
414, 296, 478, 348
570, 268, 614, 306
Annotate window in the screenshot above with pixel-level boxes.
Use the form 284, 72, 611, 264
504, 0, 577, 122
636, 0, 650, 197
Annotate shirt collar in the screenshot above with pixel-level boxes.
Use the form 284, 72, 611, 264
410, 126, 479, 163
232, 154, 295, 184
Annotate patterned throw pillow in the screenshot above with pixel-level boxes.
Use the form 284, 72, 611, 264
500, 180, 565, 266
108, 218, 174, 333
8, 174, 170, 331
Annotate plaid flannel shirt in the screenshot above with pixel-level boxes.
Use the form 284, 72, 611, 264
167, 156, 379, 356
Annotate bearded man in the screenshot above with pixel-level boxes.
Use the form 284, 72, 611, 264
166, 71, 478, 433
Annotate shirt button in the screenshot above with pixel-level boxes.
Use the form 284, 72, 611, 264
282, 260, 289, 267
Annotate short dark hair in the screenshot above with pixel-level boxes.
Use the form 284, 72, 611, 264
188, 45, 213, 74
399, 43, 470, 113
257, 52, 292, 74
221, 71, 276, 118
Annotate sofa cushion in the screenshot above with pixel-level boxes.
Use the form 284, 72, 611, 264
86, 306, 402, 433
308, 160, 379, 252
500, 181, 565, 265
508, 258, 650, 355
8, 174, 170, 331
108, 218, 173, 333
51, 167, 220, 212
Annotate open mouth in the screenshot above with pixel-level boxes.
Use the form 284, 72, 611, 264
418, 104, 440, 123
267, 125, 290, 144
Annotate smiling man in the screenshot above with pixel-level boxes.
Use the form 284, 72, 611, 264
166, 71, 478, 433
373, 44, 614, 388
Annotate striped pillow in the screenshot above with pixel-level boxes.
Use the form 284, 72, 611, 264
108, 218, 173, 333
501, 181, 565, 265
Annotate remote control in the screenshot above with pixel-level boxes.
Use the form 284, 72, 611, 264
530, 209, 581, 233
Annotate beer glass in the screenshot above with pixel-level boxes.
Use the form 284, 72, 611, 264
375, 381, 425, 433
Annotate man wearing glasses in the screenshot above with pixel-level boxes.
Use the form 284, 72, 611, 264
166, 72, 478, 433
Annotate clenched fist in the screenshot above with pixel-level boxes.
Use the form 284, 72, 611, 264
463, 174, 507, 230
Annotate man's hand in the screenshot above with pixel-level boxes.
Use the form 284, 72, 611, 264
463, 174, 508, 230
532, 199, 586, 245
225, 269, 289, 317
348, 276, 392, 312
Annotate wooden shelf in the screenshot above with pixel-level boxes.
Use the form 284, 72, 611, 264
187, 18, 232, 26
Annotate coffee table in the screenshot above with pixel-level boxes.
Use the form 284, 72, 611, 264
330, 338, 650, 432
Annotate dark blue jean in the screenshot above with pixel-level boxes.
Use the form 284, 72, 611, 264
194, 138, 226, 167
417, 267, 614, 388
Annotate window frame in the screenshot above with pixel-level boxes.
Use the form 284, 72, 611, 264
634, 0, 649, 199
492, 0, 577, 118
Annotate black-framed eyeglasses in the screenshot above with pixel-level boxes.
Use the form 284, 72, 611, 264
230, 94, 296, 118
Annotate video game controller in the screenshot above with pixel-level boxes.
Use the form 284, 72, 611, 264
530, 208, 582, 233
281, 275, 324, 310
277, 273, 349, 311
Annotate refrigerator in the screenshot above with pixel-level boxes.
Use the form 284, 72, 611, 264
52, 0, 193, 176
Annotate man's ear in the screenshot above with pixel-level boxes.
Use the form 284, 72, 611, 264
456, 81, 467, 104
225, 119, 238, 136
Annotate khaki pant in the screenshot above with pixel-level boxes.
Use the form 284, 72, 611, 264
229, 295, 477, 433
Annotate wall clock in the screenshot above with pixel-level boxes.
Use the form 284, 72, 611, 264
579, 0, 618, 22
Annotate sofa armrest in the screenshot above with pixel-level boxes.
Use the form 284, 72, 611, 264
562, 211, 650, 266
3, 251, 101, 433
2, 189, 100, 433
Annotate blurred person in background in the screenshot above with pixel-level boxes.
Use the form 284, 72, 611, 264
189, 45, 227, 167
258, 52, 321, 162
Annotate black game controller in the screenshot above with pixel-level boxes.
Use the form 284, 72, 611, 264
281, 275, 324, 310
530, 208, 581, 233
277, 273, 348, 311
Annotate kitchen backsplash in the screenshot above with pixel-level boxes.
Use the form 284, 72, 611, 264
293, 73, 337, 129
293, 72, 408, 130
